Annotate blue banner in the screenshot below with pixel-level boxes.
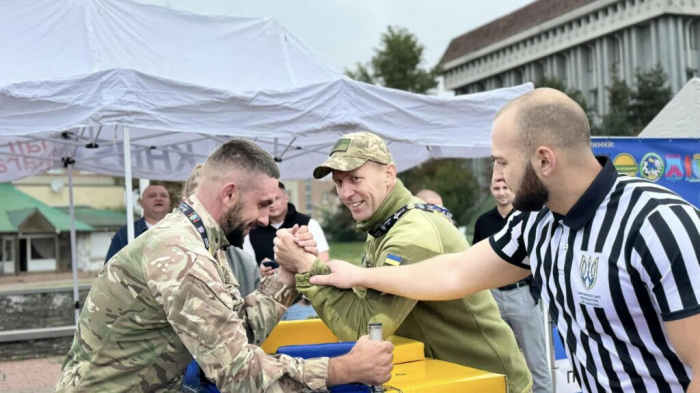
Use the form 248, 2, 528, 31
591, 138, 700, 208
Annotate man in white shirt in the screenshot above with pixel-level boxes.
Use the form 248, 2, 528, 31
244, 182, 329, 272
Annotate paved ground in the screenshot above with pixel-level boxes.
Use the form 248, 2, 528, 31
0, 273, 97, 392
0, 356, 63, 393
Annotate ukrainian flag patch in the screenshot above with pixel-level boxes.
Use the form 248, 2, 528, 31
383, 254, 403, 266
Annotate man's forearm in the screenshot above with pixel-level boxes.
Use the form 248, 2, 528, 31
357, 251, 474, 301
327, 356, 353, 386
356, 240, 528, 301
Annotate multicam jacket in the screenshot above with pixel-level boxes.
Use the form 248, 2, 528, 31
56, 196, 328, 392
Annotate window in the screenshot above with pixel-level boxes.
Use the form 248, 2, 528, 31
585, 46, 595, 72
514, 69, 524, 85
494, 76, 504, 88
590, 89, 598, 107
30, 238, 55, 260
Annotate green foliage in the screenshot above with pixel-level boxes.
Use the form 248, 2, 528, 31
537, 64, 673, 136
595, 73, 634, 136
399, 159, 479, 227
629, 64, 673, 132
345, 26, 440, 94
328, 241, 365, 265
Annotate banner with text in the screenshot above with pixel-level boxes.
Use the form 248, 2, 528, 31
591, 138, 700, 208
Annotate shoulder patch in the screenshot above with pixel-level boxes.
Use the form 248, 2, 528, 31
383, 254, 403, 266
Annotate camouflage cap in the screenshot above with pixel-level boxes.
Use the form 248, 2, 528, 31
313, 132, 393, 179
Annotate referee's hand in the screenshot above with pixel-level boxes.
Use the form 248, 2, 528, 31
310, 260, 361, 289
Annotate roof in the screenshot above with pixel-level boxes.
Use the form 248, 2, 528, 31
56, 206, 131, 230
0, 184, 93, 233
442, 0, 596, 64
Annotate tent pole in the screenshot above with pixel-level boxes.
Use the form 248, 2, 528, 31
67, 161, 80, 324
123, 126, 135, 243
139, 179, 149, 219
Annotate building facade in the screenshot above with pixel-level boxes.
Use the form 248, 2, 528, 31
442, 0, 700, 116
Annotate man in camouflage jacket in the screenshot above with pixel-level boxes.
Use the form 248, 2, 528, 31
56, 139, 393, 393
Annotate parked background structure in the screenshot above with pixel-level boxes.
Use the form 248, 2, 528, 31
442, 0, 700, 116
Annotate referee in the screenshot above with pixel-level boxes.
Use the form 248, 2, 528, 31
312, 88, 700, 392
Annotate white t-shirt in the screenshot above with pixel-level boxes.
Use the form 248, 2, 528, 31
242, 218, 329, 261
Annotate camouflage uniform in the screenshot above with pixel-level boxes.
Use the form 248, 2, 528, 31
56, 196, 329, 393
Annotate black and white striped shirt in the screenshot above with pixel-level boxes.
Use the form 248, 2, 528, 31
490, 156, 700, 392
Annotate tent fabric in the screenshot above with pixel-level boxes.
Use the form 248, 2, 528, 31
0, 72, 531, 181
639, 78, 700, 138
0, 0, 532, 182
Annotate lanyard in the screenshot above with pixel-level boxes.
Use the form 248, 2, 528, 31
369, 202, 454, 238
178, 201, 210, 251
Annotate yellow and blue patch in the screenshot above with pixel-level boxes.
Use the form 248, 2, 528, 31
383, 254, 403, 266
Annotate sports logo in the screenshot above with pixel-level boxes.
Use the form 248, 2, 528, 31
580, 256, 599, 290
664, 154, 684, 182
640, 153, 664, 182
613, 153, 638, 177
685, 154, 700, 182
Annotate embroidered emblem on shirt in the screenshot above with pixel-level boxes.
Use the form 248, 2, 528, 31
580, 256, 599, 290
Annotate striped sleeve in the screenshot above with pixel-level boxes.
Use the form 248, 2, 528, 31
630, 203, 700, 321
489, 210, 530, 270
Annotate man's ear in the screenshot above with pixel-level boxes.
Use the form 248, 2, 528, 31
386, 163, 397, 184
535, 146, 556, 177
221, 182, 239, 206
137, 198, 143, 207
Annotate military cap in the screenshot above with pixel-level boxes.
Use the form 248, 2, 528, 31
313, 131, 393, 179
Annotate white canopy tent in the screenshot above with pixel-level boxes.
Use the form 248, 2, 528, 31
0, 0, 532, 323
639, 77, 700, 138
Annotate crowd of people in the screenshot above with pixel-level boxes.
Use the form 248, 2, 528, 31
56, 88, 699, 392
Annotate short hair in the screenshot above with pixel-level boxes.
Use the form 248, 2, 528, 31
201, 139, 280, 183
143, 182, 169, 196
181, 163, 204, 199
496, 88, 591, 156
415, 189, 443, 206
278, 182, 286, 190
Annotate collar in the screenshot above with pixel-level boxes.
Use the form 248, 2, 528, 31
183, 195, 230, 253
489, 206, 514, 220
356, 179, 412, 234
136, 217, 148, 234
559, 156, 617, 230
282, 203, 297, 226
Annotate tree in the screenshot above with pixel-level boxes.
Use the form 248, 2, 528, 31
630, 64, 673, 133
346, 26, 441, 94
399, 159, 479, 227
595, 73, 634, 136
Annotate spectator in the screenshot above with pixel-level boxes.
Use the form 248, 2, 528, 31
104, 184, 170, 263
415, 189, 443, 207
245, 182, 329, 320
244, 182, 329, 267
473, 174, 552, 393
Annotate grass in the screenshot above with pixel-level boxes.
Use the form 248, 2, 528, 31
328, 241, 365, 265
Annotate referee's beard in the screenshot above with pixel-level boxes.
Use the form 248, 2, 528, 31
513, 161, 549, 212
